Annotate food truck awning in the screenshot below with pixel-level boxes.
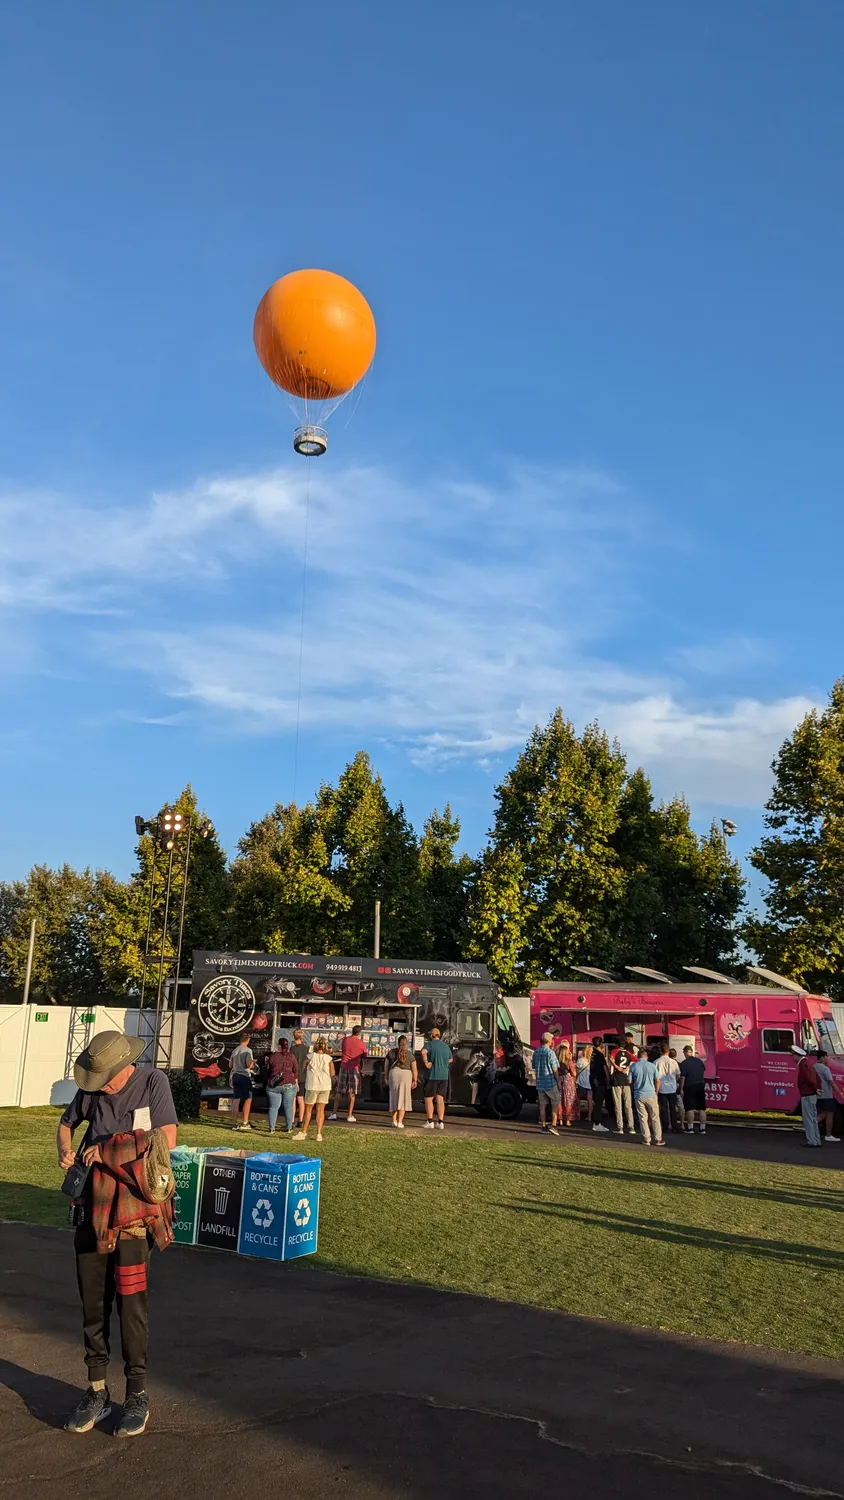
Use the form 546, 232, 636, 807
538, 1002, 700, 1017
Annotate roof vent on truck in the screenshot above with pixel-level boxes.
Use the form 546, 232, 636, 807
746, 965, 804, 994
570, 965, 616, 982
625, 966, 677, 984
682, 966, 734, 985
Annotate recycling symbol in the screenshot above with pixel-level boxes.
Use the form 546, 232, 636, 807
252, 1198, 274, 1229
293, 1197, 311, 1228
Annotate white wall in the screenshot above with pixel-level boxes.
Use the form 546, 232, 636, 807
0, 1005, 187, 1109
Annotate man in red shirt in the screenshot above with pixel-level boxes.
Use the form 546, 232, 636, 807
330, 1025, 367, 1124
797, 1051, 822, 1147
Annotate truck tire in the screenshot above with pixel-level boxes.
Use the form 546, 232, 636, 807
486, 1082, 523, 1120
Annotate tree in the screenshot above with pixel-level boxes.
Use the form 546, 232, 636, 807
418, 805, 473, 960
228, 799, 349, 954
0, 865, 114, 1003
605, 775, 744, 974
468, 712, 628, 988
744, 679, 844, 997
315, 752, 426, 956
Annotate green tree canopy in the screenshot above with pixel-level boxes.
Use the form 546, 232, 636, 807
744, 678, 844, 997
0, 864, 113, 1003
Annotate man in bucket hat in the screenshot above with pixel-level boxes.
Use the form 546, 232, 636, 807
56, 1030, 178, 1438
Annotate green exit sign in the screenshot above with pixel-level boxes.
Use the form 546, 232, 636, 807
34, 1012, 49, 1023
81, 1013, 96, 1023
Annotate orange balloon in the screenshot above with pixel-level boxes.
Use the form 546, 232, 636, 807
253, 269, 376, 402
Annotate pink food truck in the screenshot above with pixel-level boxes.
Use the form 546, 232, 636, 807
529, 965, 844, 1114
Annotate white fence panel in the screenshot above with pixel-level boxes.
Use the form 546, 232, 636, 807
0, 1004, 188, 1108
0, 1006, 27, 1107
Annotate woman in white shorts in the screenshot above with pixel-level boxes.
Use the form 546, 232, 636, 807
293, 1036, 335, 1143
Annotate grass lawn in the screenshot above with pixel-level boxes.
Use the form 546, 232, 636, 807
2, 1107, 843, 1361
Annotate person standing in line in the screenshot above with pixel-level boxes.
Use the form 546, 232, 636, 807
629, 1047, 664, 1146
293, 1036, 334, 1143
797, 1050, 822, 1147
814, 1050, 841, 1142
679, 1045, 707, 1134
589, 1038, 610, 1133
57, 1031, 178, 1438
669, 1048, 686, 1131
228, 1033, 256, 1132
610, 1039, 635, 1136
533, 1032, 561, 1136
575, 1044, 593, 1123
386, 1033, 418, 1127
265, 1038, 299, 1134
555, 1041, 579, 1128
330, 1024, 367, 1124
421, 1027, 452, 1130
655, 1041, 682, 1134
290, 1028, 309, 1127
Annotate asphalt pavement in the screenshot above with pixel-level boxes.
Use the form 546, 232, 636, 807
207, 1099, 844, 1171
1, 1221, 842, 1500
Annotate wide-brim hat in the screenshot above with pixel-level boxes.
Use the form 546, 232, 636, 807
74, 1030, 146, 1091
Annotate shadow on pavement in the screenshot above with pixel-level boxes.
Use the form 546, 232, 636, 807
1, 1222, 843, 1500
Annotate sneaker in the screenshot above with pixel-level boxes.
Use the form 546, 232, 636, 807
436, 1121, 445, 1130
347, 1115, 357, 1123
396, 1122, 405, 1129
548, 1126, 560, 1136
592, 1124, 609, 1133
827, 1135, 841, 1143
654, 1139, 666, 1147
391, 1120, 399, 1127
328, 1113, 338, 1121
699, 1128, 706, 1135
316, 1133, 323, 1142
685, 1126, 694, 1133
423, 1121, 435, 1130
64, 1385, 112, 1433
239, 1123, 253, 1131
115, 1390, 149, 1438
292, 1131, 306, 1140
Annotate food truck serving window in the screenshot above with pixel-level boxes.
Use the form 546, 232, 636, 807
459, 1010, 492, 1040
762, 1028, 796, 1053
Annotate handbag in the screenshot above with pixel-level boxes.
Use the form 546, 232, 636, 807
61, 1155, 92, 1202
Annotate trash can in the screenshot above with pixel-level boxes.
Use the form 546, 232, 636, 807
239, 1152, 321, 1262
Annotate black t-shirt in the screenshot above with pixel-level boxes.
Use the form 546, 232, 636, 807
679, 1056, 706, 1089
590, 1051, 610, 1088
61, 1066, 178, 1146
611, 1047, 633, 1086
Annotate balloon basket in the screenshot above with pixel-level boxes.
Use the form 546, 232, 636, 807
293, 425, 328, 456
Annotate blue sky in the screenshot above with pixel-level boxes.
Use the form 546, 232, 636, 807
1, 0, 842, 890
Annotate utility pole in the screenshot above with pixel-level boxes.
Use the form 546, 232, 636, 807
374, 900, 381, 960
22, 918, 36, 1006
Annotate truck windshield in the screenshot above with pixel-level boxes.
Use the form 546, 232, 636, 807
815, 1016, 844, 1056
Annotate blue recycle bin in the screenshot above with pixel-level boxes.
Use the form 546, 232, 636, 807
238, 1152, 322, 1263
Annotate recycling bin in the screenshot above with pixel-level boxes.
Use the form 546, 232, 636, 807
168, 1148, 321, 1263
238, 1152, 321, 1262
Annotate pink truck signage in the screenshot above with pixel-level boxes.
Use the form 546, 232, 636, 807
529, 979, 844, 1114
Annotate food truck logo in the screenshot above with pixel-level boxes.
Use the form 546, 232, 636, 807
214, 1186, 231, 1215
293, 1198, 312, 1228
197, 975, 256, 1036
720, 1012, 752, 1050
251, 1199, 274, 1229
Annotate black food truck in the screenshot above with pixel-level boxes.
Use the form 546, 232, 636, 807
188, 951, 529, 1118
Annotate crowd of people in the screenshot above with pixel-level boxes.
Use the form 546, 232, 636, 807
533, 1032, 708, 1146
226, 1024, 454, 1141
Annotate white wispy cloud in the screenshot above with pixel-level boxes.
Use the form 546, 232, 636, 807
0, 463, 819, 807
